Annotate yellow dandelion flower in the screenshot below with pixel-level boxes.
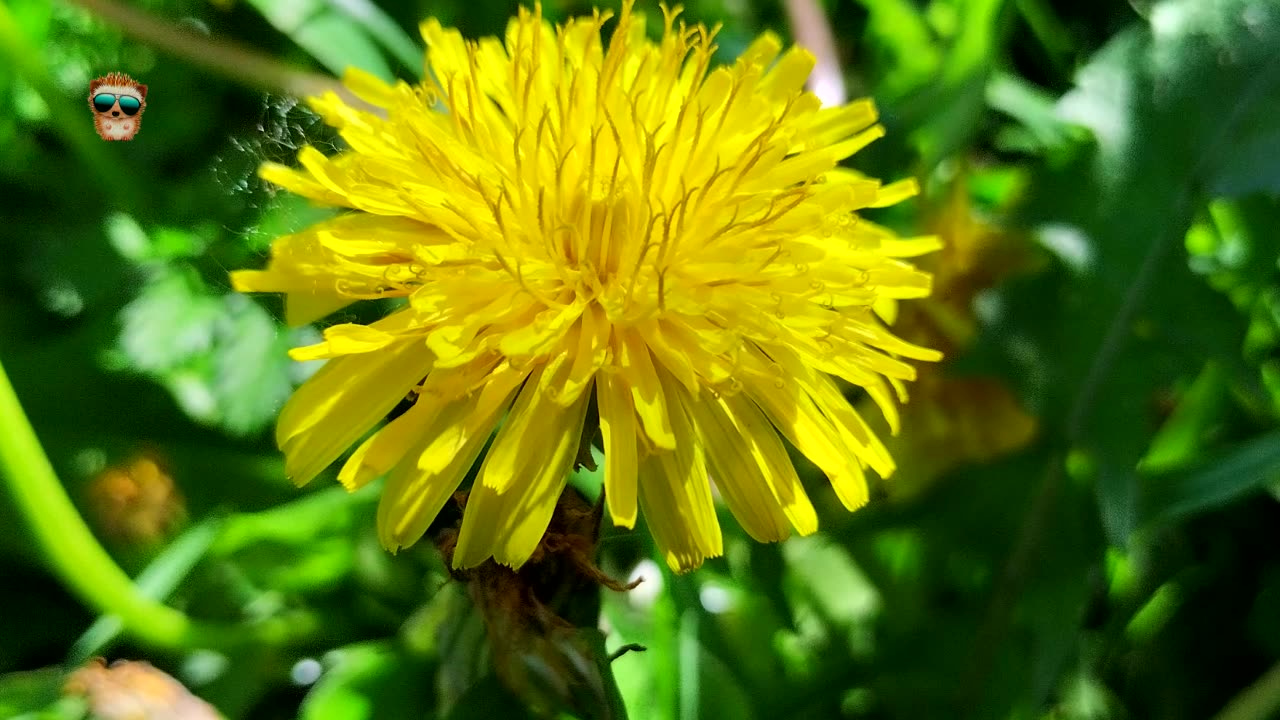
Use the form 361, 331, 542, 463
232, 2, 941, 573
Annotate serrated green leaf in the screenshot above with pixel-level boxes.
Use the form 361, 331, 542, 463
117, 268, 223, 374
208, 296, 293, 436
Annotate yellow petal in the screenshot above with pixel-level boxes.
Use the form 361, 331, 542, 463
257, 162, 349, 206
798, 99, 878, 151
286, 292, 353, 327
376, 364, 528, 551
738, 349, 870, 510
453, 370, 594, 569
474, 361, 583, 495
277, 337, 432, 486
687, 395, 791, 543
617, 331, 676, 450
597, 370, 638, 528
341, 66, 401, 109
637, 372, 722, 573
760, 47, 816, 100
338, 395, 432, 491
289, 323, 400, 361
878, 235, 945, 258
869, 178, 920, 208
721, 392, 818, 535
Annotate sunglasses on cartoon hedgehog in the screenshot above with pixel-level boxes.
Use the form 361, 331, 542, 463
92, 93, 141, 116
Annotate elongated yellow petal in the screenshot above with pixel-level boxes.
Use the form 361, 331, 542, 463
638, 372, 722, 573
688, 395, 791, 542
597, 370, 638, 528
285, 292, 353, 327
277, 338, 433, 487
376, 365, 528, 551
738, 349, 870, 510
473, 360, 581, 495
721, 392, 818, 535
290, 323, 400, 361
617, 330, 675, 450
453, 371, 594, 569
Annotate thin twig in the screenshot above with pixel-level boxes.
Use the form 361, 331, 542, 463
783, 0, 846, 106
65, 0, 347, 99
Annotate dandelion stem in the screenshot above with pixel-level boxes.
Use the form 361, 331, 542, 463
0, 358, 316, 651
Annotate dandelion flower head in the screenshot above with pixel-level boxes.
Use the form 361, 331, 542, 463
232, 1, 942, 572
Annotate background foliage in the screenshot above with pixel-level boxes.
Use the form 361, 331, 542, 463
1, 0, 1279, 718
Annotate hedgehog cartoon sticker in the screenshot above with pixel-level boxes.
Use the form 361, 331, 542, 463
89, 73, 147, 141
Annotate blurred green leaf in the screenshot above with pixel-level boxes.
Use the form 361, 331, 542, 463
1139, 430, 1280, 529
905, 0, 1008, 165
116, 267, 223, 374
986, 71, 1088, 155
244, 0, 394, 81
1006, 0, 1279, 539
327, 0, 423, 75
854, 0, 942, 99
0, 669, 65, 719
211, 486, 375, 593
70, 517, 225, 663
1140, 362, 1231, 474
110, 219, 299, 436
301, 641, 434, 720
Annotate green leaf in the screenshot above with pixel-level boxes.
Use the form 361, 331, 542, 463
325, 0, 423, 76
207, 295, 294, 436
0, 669, 66, 719
301, 641, 435, 720
901, 0, 1009, 166
997, 0, 1280, 541
1139, 361, 1231, 474
244, 0, 394, 81
854, 0, 942, 99
116, 267, 223, 374
210, 486, 375, 593
113, 248, 300, 436
69, 517, 225, 663
985, 71, 1088, 154
1138, 430, 1280, 529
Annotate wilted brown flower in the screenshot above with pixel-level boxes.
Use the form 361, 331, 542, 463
64, 658, 221, 720
85, 453, 186, 546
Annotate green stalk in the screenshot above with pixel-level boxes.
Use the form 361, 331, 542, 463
0, 357, 317, 651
